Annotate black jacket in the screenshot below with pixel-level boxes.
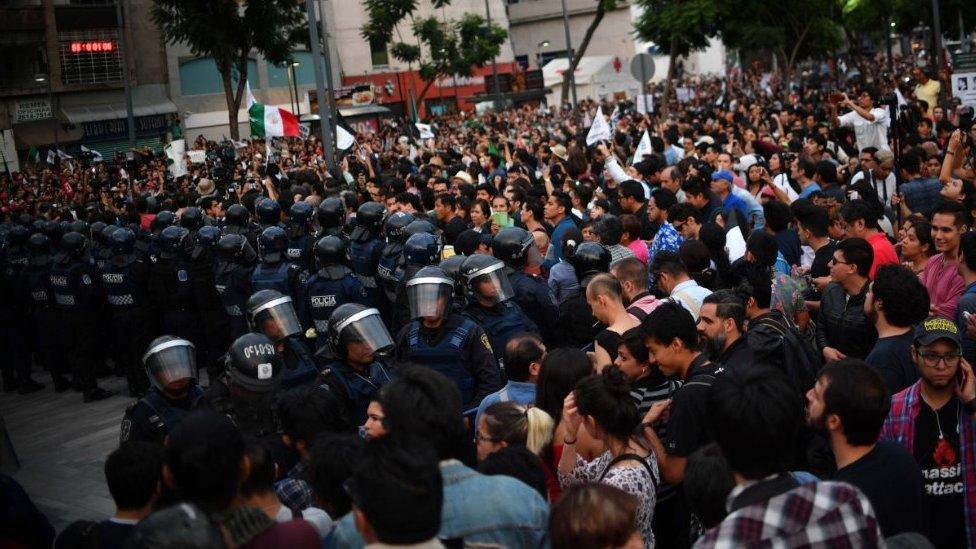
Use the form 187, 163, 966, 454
815, 281, 877, 359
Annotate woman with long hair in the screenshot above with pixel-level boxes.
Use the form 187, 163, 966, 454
898, 218, 934, 276
475, 401, 554, 498
558, 367, 659, 547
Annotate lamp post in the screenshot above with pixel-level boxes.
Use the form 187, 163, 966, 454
305, 0, 334, 172
115, 0, 135, 150
536, 39, 550, 69
35, 72, 58, 157
559, 0, 577, 108
285, 59, 300, 115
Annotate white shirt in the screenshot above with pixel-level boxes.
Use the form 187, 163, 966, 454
838, 108, 890, 152
771, 173, 799, 202
670, 279, 712, 320
850, 170, 896, 206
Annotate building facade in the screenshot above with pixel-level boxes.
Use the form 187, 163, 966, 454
0, 0, 174, 161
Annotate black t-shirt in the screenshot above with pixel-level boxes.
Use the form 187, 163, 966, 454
914, 399, 966, 549
595, 329, 622, 366
55, 519, 135, 549
665, 354, 723, 457
833, 441, 928, 538
864, 331, 919, 395
441, 216, 468, 246
806, 240, 837, 301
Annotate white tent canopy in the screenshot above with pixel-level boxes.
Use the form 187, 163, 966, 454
542, 56, 641, 101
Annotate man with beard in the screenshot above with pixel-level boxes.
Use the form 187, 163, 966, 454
806, 359, 927, 538
697, 290, 753, 370
882, 317, 976, 549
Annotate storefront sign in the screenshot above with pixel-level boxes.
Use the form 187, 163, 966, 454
15, 99, 52, 123
81, 114, 169, 140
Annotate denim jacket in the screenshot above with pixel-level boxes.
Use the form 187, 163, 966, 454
325, 460, 550, 548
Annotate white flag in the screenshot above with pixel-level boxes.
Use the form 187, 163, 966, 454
164, 139, 187, 177
81, 145, 103, 162
586, 106, 611, 146
46, 150, 55, 164
336, 125, 355, 151
57, 149, 73, 161
245, 81, 257, 110
610, 105, 621, 128
415, 123, 434, 140
633, 130, 652, 164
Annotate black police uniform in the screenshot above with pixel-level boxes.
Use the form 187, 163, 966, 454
507, 267, 560, 345
23, 239, 61, 389
120, 385, 208, 445
394, 313, 501, 408
100, 251, 156, 396
317, 359, 394, 426
215, 259, 254, 341
302, 266, 365, 350
1, 233, 33, 390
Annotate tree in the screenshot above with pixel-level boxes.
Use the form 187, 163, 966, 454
559, 0, 617, 104
361, 0, 507, 115
633, 0, 719, 117
152, 0, 306, 139
717, 0, 842, 97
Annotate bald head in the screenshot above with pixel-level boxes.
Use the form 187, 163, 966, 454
585, 273, 623, 302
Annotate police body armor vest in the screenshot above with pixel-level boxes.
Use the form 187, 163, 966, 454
49, 260, 89, 309
3, 250, 29, 308
100, 262, 147, 308
215, 264, 251, 318
465, 301, 528, 363
405, 318, 477, 404
286, 234, 314, 273
215, 377, 279, 438
280, 337, 319, 390
304, 270, 356, 336
25, 263, 52, 307
251, 261, 292, 295
377, 244, 404, 302
348, 237, 384, 306
140, 385, 205, 443
324, 359, 392, 424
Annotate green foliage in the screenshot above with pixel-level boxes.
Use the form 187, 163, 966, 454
715, 0, 843, 65
633, 0, 719, 58
360, 0, 507, 100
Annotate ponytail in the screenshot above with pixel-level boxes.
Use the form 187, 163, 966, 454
483, 401, 555, 456
525, 407, 555, 455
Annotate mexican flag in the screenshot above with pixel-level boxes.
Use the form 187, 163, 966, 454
246, 82, 299, 138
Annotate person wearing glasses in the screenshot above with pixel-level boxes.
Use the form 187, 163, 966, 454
882, 316, 976, 549
817, 238, 878, 362
849, 148, 897, 207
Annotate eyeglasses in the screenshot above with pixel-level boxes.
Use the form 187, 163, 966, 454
917, 350, 962, 367
828, 257, 852, 266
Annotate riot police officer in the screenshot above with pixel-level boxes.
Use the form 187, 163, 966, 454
318, 303, 395, 424
459, 254, 538, 369
493, 227, 559, 345
95, 225, 119, 270
24, 233, 59, 391
285, 201, 315, 274
180, 206, 205, 236
207, 332, 282, 439
49, 232, 113, 402
1, 225, 43, 393
392, 232, 442, 333
301, 236, 364, 350
120, 336, 208, 445
394, 266, 501, 408
347, 202, 387, 311
255, 197, 282, 232
214, 234, 256, 341
377, 211, 415, 307
316, 197, 346, 239
223, 203, 259, 251
439, 254, 469, 314
557, 241, 611, 349
246, 289, 318, 390
100, 227, 156, 397
251, 226, 303, 301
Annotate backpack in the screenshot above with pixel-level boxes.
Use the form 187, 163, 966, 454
749, 313, 820, 396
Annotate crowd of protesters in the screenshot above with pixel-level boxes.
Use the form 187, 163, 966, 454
1, 50, 976, 548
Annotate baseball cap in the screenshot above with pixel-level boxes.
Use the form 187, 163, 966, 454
711, 170, 734, 183
914, 316, 961, 347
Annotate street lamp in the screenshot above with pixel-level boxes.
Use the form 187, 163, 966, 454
536, 40, 550, 69
559, 0, 577, 107
34, 72, 59, 155
285, 59, 300, 115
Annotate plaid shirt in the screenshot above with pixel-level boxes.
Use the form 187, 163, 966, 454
881, 380, 976, 548
274, 461, 315, 511
694, 481, 883, 548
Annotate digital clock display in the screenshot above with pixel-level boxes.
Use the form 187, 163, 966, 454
69, 41, 116, 54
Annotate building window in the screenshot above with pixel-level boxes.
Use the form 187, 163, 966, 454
58, 29, 122, 85
370, 38, 388, 67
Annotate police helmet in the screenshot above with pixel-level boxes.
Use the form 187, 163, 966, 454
439, 254, 468, 298
356, 202, 387, 232
100, 224, 119, 246
224, 203, 249, 227
257, 226, 288, 262
6, 224, 29, 247
16, 213, 32, 227
90, 221, 107, 241
492, 227, 541, 268
313, 235, 345, 268
31, 219, 45, 234
216, 234, 257, 264
255, 198, 281, 225
65, 219, 88, 235
109, 227, 137, 256
159, 226, 193, 258
195, 225, 222, 249
288, 201, 314, 227
180, 207, 204, 230
568, 241, 611, 281
246, 289, 302, 342
326, 303, 394, 357
459, 254, 514, 305
383, 211, 416, 244
317, 198, 345, 230
403, 232, 441, 267
152, 211, 177, 234
224, 332, 283, 393
41, 220, 62, 245
27, 233, 51, 265
406, 266, 455, 320
403, 218, 439, 239
60, 231, 89, 260
142, 335, 197, 392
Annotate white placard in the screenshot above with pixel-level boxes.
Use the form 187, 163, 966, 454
635, 94, 654, 114
14, 99, 52, 123
952, 72, 976, 109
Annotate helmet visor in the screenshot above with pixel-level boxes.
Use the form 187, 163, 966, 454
406, 277, 454, 319
142, 339, 196, 391
337, 308, 394, 354
471, 267, 515, 305
250, 296, 302, 341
